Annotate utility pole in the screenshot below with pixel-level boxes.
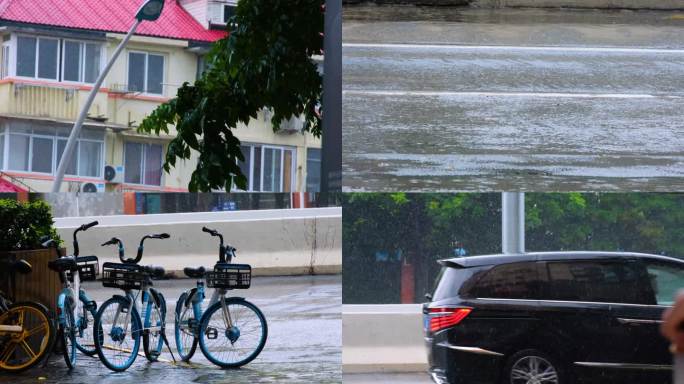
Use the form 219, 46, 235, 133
502, 192, 525, 254
320, 0, 342, 198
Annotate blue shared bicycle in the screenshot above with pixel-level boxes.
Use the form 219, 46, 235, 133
43, 221, 101, 369
175, 227, 267, 368
93, 233, 174, 372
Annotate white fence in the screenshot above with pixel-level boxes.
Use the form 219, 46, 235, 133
54, 207, 342, 276
343, 304, 428, 373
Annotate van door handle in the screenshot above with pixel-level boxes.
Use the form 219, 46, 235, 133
616, 318, 663, 325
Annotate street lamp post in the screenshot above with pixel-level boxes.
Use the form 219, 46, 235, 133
51, 0, 165, 192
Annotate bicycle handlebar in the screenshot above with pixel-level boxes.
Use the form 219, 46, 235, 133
73, 220, 98, 257
80, 221, 99, 231
40, 236, 64, 258
101, 237, 125, 262
41, 221, 99, 259
134, 233, 171, 264
202, 226, 217, 235
201, 227, 237, 263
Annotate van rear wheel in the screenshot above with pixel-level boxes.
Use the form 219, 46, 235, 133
503, 349, 565, 384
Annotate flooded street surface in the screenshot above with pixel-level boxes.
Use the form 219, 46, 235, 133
344, 372, 432, 383
0, 275, 341, 384
343, 6, 684, 191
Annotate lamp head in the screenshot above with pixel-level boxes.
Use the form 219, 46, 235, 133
136, 0, 165, 21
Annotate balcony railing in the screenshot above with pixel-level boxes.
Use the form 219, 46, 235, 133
5, 82, 79, 120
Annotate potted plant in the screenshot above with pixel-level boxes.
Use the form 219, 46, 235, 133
0, 199, 62, 312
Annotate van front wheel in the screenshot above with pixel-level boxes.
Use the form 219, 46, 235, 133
503, 349, 566, 384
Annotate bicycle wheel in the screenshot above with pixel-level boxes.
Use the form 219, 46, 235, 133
94, 296, 142, 372
60, 297, 77, 369
143, 290, 166, 362
0, 301, 55, 372
174, 291, 198, 362
75, 295, 99, 356
198, 298, 267, 368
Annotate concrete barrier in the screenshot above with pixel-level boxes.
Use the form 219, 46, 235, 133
475, 0, 684, 9
343, 304, 428, 373
344, 0, 684, 9
54, 207, 342, 276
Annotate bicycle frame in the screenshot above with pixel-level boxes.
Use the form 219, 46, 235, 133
58, 271, 97, 338
188, 280, 234, 332
112, 285, 163, 340
0, 295, 21, 334
58, 269, 82, 331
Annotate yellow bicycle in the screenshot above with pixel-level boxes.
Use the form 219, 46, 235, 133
0, 259, 55, 372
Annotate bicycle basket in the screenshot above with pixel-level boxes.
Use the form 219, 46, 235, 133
101, 262, 145, 290
206, 263, 251, 289
66, 256, 99, 282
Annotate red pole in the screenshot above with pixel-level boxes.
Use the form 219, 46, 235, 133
401, 262, 415, 303
123, 192, 137, 215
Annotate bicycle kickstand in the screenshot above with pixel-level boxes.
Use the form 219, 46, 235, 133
161, 329, 176, 363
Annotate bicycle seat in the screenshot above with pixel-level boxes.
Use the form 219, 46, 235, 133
48, 257, 78, 272
7, 259, 32, 274
183, 266, 206, 279
141, 265, 165, 279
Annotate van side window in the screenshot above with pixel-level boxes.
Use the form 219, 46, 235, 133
470, 262, 540, 299
542, 260, 653, 305
645, 261, 684, 306
432, 266, 487, 301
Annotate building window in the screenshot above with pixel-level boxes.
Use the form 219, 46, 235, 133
237, 144, 295, 192
196, 55, 209, 80
128, 52, 165, 95
223, 4, 237, 23
14, 35, 103, 83
3, 125, 103, 177
306, 148, 321, 193
62, 41, 102, 83
31, 136, 53, 173
1, 44, 9, 79
16, 36, 37, 78
37, 38, 59, 80
124, 142, 163, 186
8, 134, 29, 171
16, 36, 59, 80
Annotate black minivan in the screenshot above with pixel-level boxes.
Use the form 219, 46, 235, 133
424, 252, 684, 384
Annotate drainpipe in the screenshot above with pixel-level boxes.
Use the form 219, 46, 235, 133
502, 192, 525, 254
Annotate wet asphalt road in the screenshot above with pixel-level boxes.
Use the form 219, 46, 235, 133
344, 372, 431, 383
343, 6, 684, 191
0, 275, 341, 384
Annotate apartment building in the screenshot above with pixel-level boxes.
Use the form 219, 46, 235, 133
0, 0, 322, 193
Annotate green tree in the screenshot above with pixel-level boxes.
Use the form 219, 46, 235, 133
139, 0, 324, 192
343, 193, 684, 304
0, 200, 61, 252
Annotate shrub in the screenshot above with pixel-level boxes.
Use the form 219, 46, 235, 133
0, 199, 61, 252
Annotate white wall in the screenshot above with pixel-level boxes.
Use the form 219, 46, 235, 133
54, 207, 342, 276
343, 304, 428, 373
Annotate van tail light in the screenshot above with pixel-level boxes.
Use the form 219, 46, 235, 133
429, 307, 471, 333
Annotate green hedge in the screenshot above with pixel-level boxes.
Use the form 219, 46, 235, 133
0, 199, 61, 252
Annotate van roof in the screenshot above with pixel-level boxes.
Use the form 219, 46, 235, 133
439, 251, 684, 268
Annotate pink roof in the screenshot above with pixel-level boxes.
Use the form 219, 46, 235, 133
0, 177, 27, 192
0, 0, 227, 42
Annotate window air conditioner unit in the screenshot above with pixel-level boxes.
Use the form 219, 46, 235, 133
104, 165, 124, 184
81, 182, 106, 193
279, 116, 303, 133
